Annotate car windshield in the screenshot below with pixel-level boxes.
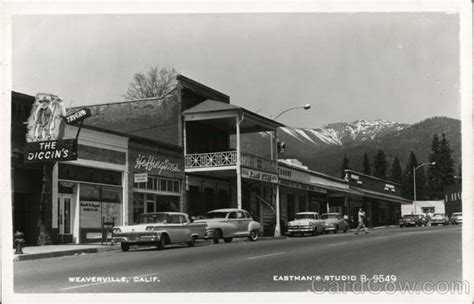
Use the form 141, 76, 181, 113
295, 214, 315, 220
137, 213, 168, 224
206, 212, 229, 219
321, 214, 338, 219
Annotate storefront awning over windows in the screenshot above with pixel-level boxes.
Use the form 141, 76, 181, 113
351, 187, 412, 204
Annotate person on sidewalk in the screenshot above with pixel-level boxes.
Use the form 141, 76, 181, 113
355, 208, 369, 235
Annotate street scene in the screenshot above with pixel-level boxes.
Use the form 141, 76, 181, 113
14, 225, 462, 293
4, 2, 470, 304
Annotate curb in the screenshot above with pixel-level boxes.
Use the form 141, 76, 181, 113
13, 246, 119, 262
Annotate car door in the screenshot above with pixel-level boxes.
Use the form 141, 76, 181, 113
167, 214, 186, 242
224, 211, 239, 237
235, 211, 251, 236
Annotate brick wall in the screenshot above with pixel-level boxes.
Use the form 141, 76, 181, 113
78, 144, 126, 165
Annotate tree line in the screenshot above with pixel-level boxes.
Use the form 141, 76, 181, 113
340, 133, 459, 200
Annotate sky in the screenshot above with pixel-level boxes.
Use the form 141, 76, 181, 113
12, 12, 461, 128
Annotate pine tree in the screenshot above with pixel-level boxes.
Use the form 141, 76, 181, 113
439, 133, 455, 188
390, 157, 402, 184
401, 151, 425, 200
341, 155, 350, 179
426, 134, 455, 199
362, 153, 371, 175
373, 149, 389, 179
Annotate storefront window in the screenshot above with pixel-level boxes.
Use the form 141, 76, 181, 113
79, 184, 122, 229
133, 176, 181, 194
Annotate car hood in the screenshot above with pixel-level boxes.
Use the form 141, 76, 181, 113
289, 219, 317, 226
113, 223, 155, 233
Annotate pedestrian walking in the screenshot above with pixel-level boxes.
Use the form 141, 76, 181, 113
355, 208, 369, 235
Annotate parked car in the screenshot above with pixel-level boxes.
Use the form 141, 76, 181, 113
320, 213, 350, 233
194, 208, 263, 243
430, 213, 450, 226
399, 215, 419, 227
287, 212, 326, 236
450, 212, 462, 225
414, 214, 428, 226
112, 212, 206, 252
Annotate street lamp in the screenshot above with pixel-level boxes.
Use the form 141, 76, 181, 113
271, 104, 311, 237
273, 104, 311, 120
413, 162, 436, 214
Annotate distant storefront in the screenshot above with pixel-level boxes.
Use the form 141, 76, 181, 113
128, 139, 184, 225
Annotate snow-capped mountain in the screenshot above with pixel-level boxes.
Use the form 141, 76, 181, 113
257, 119, 409, 148
239, 117, 460, 177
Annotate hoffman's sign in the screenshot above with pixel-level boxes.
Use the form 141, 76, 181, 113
24, 139, 77, 163
134, 154, 181, 174
66, 108, 91, 125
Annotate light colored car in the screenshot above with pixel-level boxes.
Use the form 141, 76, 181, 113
194, 208, 263, 243
450, 212, 462, 225
320, 213, 350, 233
430, 213, 450, 226
112, 212, 206, 252
287, 212, 325, 236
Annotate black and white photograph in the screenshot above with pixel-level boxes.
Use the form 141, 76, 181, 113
1, 1, 472, 303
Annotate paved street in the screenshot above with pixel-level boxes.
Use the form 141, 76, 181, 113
14, 225, 462, 293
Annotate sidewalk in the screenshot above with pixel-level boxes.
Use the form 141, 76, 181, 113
13, 243, 120, 262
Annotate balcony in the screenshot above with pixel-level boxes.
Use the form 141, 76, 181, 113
185, 151, 277, 173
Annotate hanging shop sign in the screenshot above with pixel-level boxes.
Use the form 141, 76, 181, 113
134, 154, 181, 173
24, 139, 77, 163
66, 108, 91, 125
134, 173, 148, 183
241, 168, 278, 184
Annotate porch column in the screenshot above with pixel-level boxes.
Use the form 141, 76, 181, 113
236, 115, 242, 209
274, 130, 281, 237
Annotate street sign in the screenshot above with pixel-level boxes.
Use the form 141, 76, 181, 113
66, 108, 91, 125
24, 139, 77, 163
134, 173, 148, 183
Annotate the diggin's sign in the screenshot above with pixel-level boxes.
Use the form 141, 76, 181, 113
24, 139, 77, 163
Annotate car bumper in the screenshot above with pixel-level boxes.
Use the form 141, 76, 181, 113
288, 226, 315, 233
112, 233, 161, 244
430, 220, 446, 224
399, 222, 417, 225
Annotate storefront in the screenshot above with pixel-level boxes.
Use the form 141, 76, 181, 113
128, 139, 184, 224
53, 125, 128, 243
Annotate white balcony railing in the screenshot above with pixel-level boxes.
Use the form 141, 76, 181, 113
185, 151, 277, 173
185, 151, 238, 168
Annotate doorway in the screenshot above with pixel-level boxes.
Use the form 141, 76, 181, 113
58, 194, 73, 240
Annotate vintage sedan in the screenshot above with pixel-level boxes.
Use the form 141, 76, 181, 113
320, 213, 350, 233
112, 212, 206, 252
450, 212, 462, 225
399, 215, 419, 227
194, 208, 263, 243
287, 212, 326, 236
431, 213, 450, 226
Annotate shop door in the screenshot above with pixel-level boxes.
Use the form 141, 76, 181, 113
58, 194, 73, 235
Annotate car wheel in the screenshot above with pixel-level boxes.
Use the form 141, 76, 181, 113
248, 230, 259, 241
187, 236, 197, 247
223, 237, 233, 243
121, 243, 129, 252
157, 235, 166, 250
334, 226, 338, 234
343, 225, 348, 233
213, 230, 222, 244
312, 229, 318, 236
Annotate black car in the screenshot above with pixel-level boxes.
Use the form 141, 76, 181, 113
399, 215, 419, 227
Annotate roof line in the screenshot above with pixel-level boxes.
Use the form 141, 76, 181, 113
344, 169, 402, 186
68, 87, 177, 110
